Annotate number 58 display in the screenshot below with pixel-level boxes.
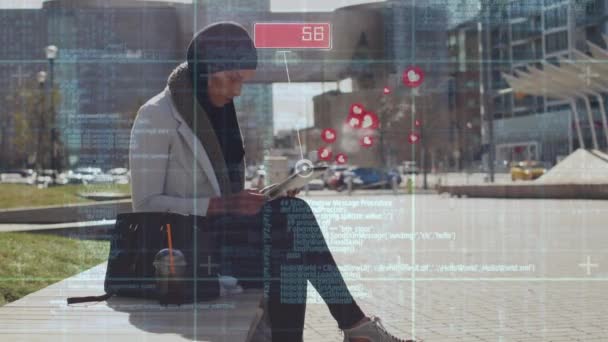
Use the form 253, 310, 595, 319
254, 23, 332, 49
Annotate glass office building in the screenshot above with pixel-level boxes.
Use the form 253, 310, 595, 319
482, 0, 608, 164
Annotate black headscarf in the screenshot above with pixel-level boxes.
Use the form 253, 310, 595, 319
185, 22, 257, 194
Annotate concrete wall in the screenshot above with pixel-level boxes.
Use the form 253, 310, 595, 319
493, 110, 571, 164
438, 183, 608, 199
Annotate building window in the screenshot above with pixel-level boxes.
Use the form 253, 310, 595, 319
512, 18, 541, 41
547, 103, 570, 112
513, 43, 532, 61
544, 0, 567, 6
510, 0, 541, 18
579, 0, 604, 21
448, 78, 456, 111
513, 109, 532, 117
544, 5, 568, 30
545, 30, 568, 54
533, 39, 543, 59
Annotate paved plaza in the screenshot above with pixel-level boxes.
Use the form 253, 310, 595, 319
298, 193, 608, 341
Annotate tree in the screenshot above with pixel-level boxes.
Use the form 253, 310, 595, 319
1, 78, 61, 170
3, 81, 39, 168
377, 87, 406, 168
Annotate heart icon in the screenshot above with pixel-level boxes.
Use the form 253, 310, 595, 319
360, 135, 373, 147
402, 66, 424, 88
350, 103, 364, 116
408, 132, 420, 144
347, 116, 361, 128
361, 112, 379, 129
318, 147, 332, 161
335, 153, 347, 164
407, 70, 420, 82
321, 128, 337, 143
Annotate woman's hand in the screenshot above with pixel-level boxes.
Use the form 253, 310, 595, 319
208, 190, 266, 216
259, 183, 301, 198
259, 183, 278, 196
285, 188, 301, 197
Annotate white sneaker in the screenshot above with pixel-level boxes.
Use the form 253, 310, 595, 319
341, 316, 418, 342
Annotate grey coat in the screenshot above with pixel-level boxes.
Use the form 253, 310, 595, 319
129, 86, 222, 216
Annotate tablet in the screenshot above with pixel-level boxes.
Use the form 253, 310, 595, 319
264, 166, 328, 200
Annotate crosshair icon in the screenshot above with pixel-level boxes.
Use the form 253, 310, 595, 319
294, 159, 314, 178
578, 255, 599, 275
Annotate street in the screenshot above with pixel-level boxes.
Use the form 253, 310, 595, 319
298, 193, 608, 341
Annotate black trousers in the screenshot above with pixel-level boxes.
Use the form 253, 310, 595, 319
207, 197, 365, 341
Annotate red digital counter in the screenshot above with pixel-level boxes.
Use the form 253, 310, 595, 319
254, 23, 332, 49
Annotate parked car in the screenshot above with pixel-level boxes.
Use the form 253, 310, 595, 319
36, 169, 67, 186
108, 168, 128, 176
108, 168, 130, 184
65, 170, 83, 184
56, 171, 69, 185
510, 161, 547, 181
341, 167, 402, 190
402, 161, 419, 174
68, 167, 103, 184
90, 173, 115, 184
306, 179, 325, 191
0, 169, 36, 184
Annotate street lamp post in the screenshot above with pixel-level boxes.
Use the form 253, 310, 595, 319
36, 71, 47, 171
45, 45, 58, 184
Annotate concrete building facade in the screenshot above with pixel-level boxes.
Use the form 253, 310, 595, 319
480, 0, 608, 166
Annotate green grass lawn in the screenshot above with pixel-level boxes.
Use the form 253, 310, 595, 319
0, 183, 131, 209
0, 232, 110, 306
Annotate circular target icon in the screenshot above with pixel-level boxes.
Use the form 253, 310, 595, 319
294, 159, 314, 178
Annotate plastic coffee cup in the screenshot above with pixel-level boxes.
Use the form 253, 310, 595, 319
153, 248, 187, 303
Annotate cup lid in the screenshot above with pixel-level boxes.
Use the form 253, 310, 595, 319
153, 248, 187, 266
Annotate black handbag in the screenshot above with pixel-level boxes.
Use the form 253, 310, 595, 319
67, 212, 221, 305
